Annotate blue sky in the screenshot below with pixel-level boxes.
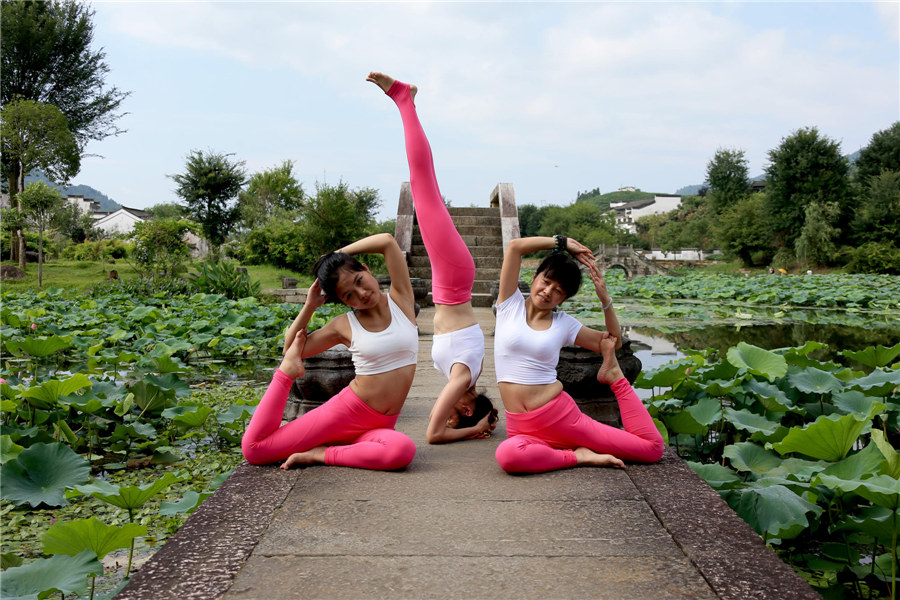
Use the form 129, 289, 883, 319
77, 1, 899, 222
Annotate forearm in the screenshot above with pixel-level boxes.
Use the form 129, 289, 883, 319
339, 233, 394, 257
427, 423, 481, 444
604, 306, 623, 349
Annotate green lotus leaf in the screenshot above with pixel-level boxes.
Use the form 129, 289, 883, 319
159, 490, 213, 516
0, 442, 90, 507
870, 429, 900, 478
744, 379, 798, 412
788, 367, 844, 395
41, 517, 146, 559
724, 442, 783, 475
216, 404, 254, 425
126, 306, 160, 322
832, 505, 895, 542
147, 373, 192, 398
634, 359, 695, 388
820, 442, 888, 480
727, 342, 787, 381
771, 413, 868, 461
848, 368, 900, 395
841, 343, 900, 368
724, 408, 781, 437
662, 397, 720, 435
4, 335, 72, 358
778, 341, 829, 360
725, 483, 822, 543
84, 471, 182, 511
128, 380, 175, 413
694, 378, 741, 396
814, 473, 900, 510
1, 435, 24, 463
831, 390, 887, 419
686, 461, 742, 490
20, 374, 92, 410
167, 405, 213, 431
0, 550, 101, 600
767, 457, 829, 482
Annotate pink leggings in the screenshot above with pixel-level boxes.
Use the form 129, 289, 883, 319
495, 379, 664, 473
242, 369, 416, 470
387, 80, 475, 305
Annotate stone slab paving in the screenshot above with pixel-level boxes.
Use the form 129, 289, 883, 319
116, 308, 819, 600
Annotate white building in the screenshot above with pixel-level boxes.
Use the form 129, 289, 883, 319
92, 207, 150, 236
611, 194, 682, 235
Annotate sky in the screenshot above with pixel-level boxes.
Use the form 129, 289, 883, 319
76, 1, 899, 222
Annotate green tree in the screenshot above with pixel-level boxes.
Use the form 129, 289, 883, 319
517, 203, 547, 238
714, 194, 775, 266
19, 181, 63, 287
145, 202, 190, 220
1, 0, 128, 152
537, 202, 618, 252
764, 127, 851, 251
795, 200, 841, 266
852, 170, 900, 245
52, 200, 99, 244
0, 98, 79, 268
169, 150, 246, 256
853, 121, 900, 184
237, 160, 304, 230
705, 148, 751, 214
128, 218, 199, 279
299, 181, 380, 261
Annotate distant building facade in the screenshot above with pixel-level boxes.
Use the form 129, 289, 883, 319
611, 194, 682, 235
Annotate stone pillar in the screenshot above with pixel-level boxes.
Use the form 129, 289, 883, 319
556, 338, 642, 427
394, 182, 414, 256
491, 183, 520, 253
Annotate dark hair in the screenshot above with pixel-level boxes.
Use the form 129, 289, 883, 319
535, 252, 582, 299
312, 252, 367, 303
456, 393, 498, 429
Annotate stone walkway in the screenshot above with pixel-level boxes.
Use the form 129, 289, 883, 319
116, 307, 819, 600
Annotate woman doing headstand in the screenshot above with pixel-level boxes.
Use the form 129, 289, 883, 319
493, 236, 665, 473
368, 71, 497, 444
241, 233, 418, 470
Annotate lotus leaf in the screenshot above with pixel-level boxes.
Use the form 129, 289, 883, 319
0, 442, 90, 507
831, 389, 887, 419
815, 473, 900, 510
1, 434, 24, 463
832, 505, 895, 542
0, 550, 101, 600
724, 408, 781, 437
771, 413, 868, 461
20, 374, 92, 410
687, 461, 742, 490
744, 379, 798, 413
4, 335, 72, 358
82, 471, 182, 511
634, 359, 695, 388
789, 367, 844, 396
848, 368, 900, 395
41, 517, 146, 559
724, 442, 783, 475
217, 404, 255, 424
820, 442, 888, 480
727, 342, 787, 381
870, 429, 900, 478
159, 490, 213, 516
663, 397, 720, 435
129, 380, 174, 413
841, 343, 900, 368
726, 483, 822, 543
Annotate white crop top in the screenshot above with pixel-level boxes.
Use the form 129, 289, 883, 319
494, 290, 583, 385
346, 295, 418, 375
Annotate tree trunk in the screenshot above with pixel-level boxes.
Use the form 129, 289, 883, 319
37, 227, 44, 288
17, 167, 25, 270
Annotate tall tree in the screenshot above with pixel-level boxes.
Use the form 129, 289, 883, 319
0, 98, 79, 268
19, 181, 63, 287
170, 150, 246, 256
538, 202, 618, 251
764, 127, 851, 250
705, 148, 751, 215
853, 121, 900, 184
299, 181, 380, 259
1, 0, 129, 161
795, 201, 841, 266
852, 170, 900, 245
237, 160, 304, 230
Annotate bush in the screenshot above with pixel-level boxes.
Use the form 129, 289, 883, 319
189, 259, 261, 300
61, 239, 129, 261
242, 220, 311, 271
91, 274, 197, 298
846, 241, 900, 274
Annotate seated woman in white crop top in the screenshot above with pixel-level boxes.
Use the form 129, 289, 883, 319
369, 71, 497, 444
241, 233, 419, 471
493, 236, 665, 473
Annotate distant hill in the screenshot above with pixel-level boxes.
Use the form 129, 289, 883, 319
575, 189, 656, 210
25, 171, 121, 212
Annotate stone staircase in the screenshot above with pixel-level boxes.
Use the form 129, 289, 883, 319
408, 206, 502, 308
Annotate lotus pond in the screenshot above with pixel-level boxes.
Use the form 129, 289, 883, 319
1, 271, 898, 599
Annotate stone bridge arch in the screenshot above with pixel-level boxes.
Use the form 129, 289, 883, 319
594, 244, 672, 280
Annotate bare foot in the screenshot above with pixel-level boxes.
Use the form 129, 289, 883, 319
279, 330, 307, 379
366, 71, 417, 103
596, 336, 625, 383
280, 446, 327, 469
574, 447, 625, 469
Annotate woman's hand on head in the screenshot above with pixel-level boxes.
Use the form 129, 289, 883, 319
565, 238, 596, 267
305, 279, 327, 310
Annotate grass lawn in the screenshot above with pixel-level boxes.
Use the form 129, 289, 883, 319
1, 259, 313, 293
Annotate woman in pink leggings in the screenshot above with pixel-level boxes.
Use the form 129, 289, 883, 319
242, 233, 418, 471
493, 236, 664, 473
368, 72, 497, 444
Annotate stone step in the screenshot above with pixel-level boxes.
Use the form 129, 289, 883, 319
411, 226, 499, 243
446, 206, 499, 217
448, 215, 501, 227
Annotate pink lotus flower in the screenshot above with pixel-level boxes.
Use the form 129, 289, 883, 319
30, 323, 37, 330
